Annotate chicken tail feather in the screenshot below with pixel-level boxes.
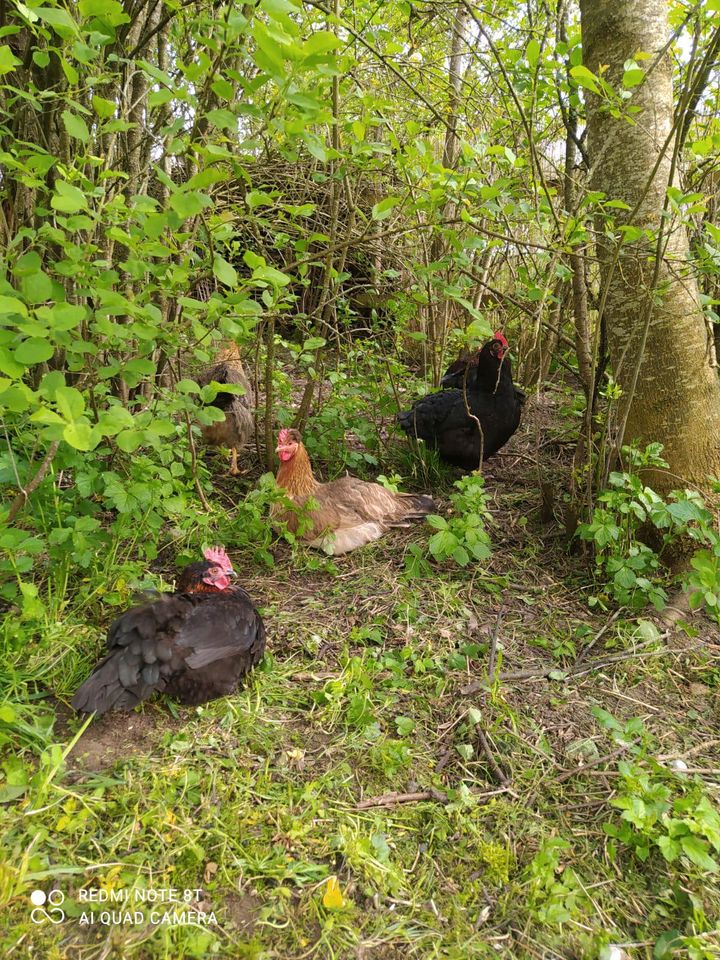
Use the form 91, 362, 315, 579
394, 492, 435, 519
70, 653, 156, 715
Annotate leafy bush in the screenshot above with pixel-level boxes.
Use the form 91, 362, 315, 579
578, 443, 720, 615
426, 473, 492, 568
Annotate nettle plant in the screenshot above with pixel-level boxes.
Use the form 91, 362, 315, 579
426, 473, 492, 568
577, 443, 720, 617
594, 709, 720, 877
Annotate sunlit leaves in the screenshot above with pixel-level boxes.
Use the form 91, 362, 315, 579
62, 110, 90, 142
0, 45, 21, 74
51, 181, 88, 213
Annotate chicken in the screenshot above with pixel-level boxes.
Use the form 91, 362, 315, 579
397, 332, 524, 470
441, 332, 527, 406
272, 428, 434, 555
196, 341, 254, 475
71, 547, 265, 715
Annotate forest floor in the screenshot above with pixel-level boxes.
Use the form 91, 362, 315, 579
3, 391, 720, 960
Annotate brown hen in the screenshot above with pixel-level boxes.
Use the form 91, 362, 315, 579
272, 429, 434, 555
197, 341, 254, 475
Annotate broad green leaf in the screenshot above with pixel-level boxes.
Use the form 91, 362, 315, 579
78, 0, 128, 25
169, 191, 211, 220
63, 420, 96, 451
623, 67, 645, 89
51, 181, 88, 213
0, 295, 28, 317
62, 110, 90, 142
0, 45, 21, 75
680, 836, 718, 872
371, 197, 400, 221
570, 64, 600, 94
14, 338, 54, 365
47, 302, 85, 330
207, 108, 237, 131
213, 255, 238, 287
253, 264, 290, 286
92, 95, 116, 118
35, 6, 78, 37
55, 385, 85, 422
302, 31, 339, 56
115, 429, 145, 452
21, 269, 52, 304
526, 38, 540, 68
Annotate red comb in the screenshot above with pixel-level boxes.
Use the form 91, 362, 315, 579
278, 428, 291, 444
493, 330, 508, 347
203, 546, 233, 572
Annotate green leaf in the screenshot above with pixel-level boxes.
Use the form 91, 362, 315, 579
63, 420, 96, 451
169, 191, 211, 220
62, 110, 90, 142
0, 784, 27, 803
20, 268, 53, 304
426, 514, 447, 530
92, 95, 116, 118
653, 930, 684, 960
51, 181, 88, 213
526, 38, 540, 68
34, 6, 78, 36
0, 295, 28, 317
55, 385, 85, 422
302, 30, 339, 56
0, 45, 21, 75
116, 429, 145, 453
680, 835, 718, 872
78, 0, 128, 25
371, 197, 400, 221
213, 255, 238, 287
623, 67, 645, 89
14, 338, 54, 365
303, 337, 326, 351
47, 302, 85, 330
0, 704, 16, 722
570, 64, 600, 94
206, 108, 237, 131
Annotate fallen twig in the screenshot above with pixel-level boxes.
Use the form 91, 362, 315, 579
572, 609, 625, 670
460, 635, 674, 693
476, 728, 510, 785
488, 608, 503, 683
356, 788, 448, 809
555, 742, 635, 784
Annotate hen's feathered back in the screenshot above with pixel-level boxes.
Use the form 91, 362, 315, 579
71, 560, 265, 715
273, 432, 434, 554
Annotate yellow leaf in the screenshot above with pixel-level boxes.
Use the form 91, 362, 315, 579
322, 875, 345, 909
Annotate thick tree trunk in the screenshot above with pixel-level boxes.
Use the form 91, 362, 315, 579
580, 0, 720, 488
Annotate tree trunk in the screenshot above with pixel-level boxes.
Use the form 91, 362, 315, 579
580, 0, 720, 489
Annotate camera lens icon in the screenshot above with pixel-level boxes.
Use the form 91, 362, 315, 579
30, 889, 65, 924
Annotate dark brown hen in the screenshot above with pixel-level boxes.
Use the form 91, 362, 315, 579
71, 548, 265, 715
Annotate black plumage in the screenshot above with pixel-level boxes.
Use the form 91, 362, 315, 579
71, 556, 265, 715
397, 335, 525, 470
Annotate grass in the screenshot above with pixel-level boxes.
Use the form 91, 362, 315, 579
3, 408, 720, 959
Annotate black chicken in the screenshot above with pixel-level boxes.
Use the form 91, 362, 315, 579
71, 547, 266, 715
397, 332, 525, 470
440, 332, 510, 391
